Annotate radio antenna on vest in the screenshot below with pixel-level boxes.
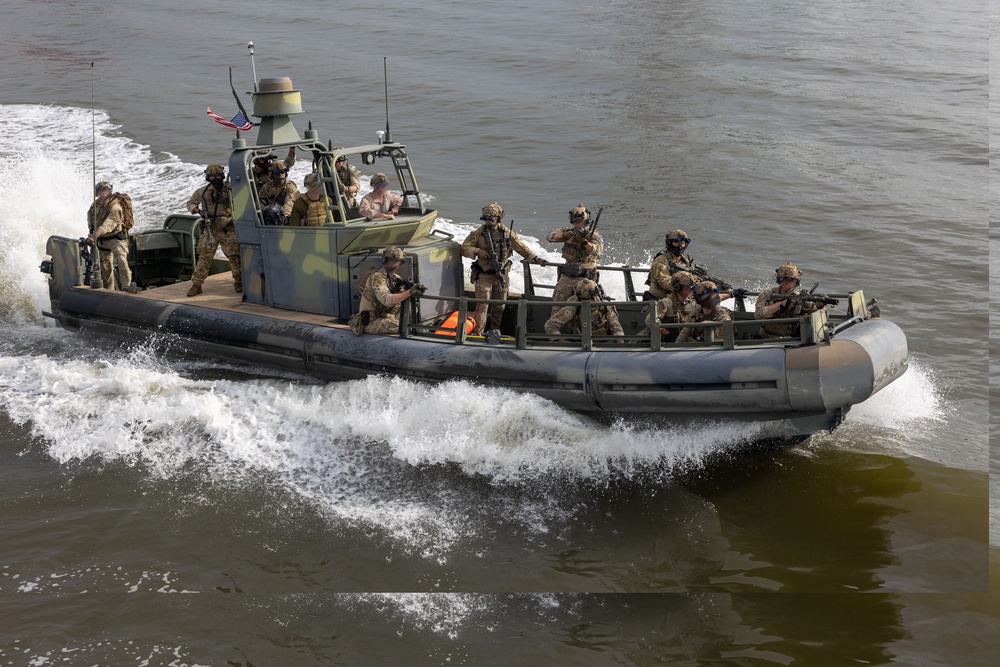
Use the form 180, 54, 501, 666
383, 57, 391, 143
89, 61, 104, 289
248, 41, 258, 92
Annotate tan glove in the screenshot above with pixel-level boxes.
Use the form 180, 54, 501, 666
410, 283, 427, 297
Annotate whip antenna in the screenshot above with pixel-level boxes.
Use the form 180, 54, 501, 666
89, 61, 104, 289
248, 41, 258, 92
383, 57, 391, 143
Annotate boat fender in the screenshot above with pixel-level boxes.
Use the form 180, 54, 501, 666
434, 310, 476, 337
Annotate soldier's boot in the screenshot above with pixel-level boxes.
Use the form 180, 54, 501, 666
186, 284, 203, 297
234, 281, 242, 293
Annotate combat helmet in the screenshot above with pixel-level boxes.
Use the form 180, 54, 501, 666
569, 205, 590, 222
94, 181, 112, 194
205, 163, 225, 176
381, 246, 405, 264
775, 263, 802, 284
693, 281, 721, 307
269, 160, 288, 181
575, 279, 602, 300
481, 202, 503, 222
669, 270, 697, 293
665, 229, 691, 246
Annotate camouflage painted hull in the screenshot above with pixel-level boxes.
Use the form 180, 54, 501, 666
46, 284, 908, 446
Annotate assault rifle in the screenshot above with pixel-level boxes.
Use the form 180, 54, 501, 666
483, 225, 508, 292
78, 238, 95, 285
669, 260, 732, 291
569, 207, 602, 245
199, 191, 214, 246
768, 282, 839, 315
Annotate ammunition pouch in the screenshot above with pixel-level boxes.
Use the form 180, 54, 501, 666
558, 263, 595, 280
348, 310, 371, 336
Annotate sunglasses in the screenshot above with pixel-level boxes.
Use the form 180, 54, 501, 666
481, 215, 498, 222
570, 212, 588, 220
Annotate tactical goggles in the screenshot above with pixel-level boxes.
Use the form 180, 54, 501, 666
570, 212, 588, 220
670, 236, 692, 245
696, 287, 720, 296
777, 275, 798, 282
480, 215, 498, 222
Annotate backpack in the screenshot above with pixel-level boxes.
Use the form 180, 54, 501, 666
111, 193, 135, 231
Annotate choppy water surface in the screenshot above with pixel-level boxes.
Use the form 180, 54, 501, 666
0, 0, 995, 664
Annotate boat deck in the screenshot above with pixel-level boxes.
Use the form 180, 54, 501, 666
106, 273, 352, 331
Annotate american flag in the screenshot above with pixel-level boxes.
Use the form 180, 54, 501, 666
206, 107, 253, 131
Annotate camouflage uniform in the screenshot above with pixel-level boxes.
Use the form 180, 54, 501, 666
337, 162, 361, 208
546, 226, 604, 316
646, 252, 695, 299
461, 222, 541, 335
187, 181, 241, 289
754, 287, 821, 339
676, 303, 731, 343
258, 161, 298, 222
544, 298, 624, 338
87, 194, 132, 289
639, 291, 692, 339
288, 193, 330, 227
357, 267, 408, 334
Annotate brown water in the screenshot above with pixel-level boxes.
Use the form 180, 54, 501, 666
0, 0, 995, 664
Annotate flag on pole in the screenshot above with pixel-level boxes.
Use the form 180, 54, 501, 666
206, 107, 252, 131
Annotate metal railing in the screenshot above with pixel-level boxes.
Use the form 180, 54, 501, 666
399, 261, 869, 351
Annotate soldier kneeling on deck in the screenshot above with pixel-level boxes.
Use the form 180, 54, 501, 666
350, 247, 426, 335
676, 281, 732, 343
544, 279, 624, 342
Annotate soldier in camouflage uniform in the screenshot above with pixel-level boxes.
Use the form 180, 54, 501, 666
288, 172, 330, 227
544, 279, 624, 341
251, 147, 296, 190
86, 181, 132, 290
754, 263, 823, 339
351, 247, 427, 335
638, 270, 696, 340
461, 202, 547, 335
335, 154, 361, 210
645, 229, 696, 300
676, 281, 731, 343
186, 164, 241, 296
546, 204, 604, 316
258, 160, 298, 225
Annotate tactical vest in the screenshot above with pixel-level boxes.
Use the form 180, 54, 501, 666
558, 227, 602, 267
303, 197, 328, 226
358, 268, 403, 319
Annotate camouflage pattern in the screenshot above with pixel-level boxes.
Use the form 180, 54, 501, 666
482, 202, 503, 219
288, 193, 330, 227
544, 298, 624, 337
646, 251, 696, 299
754, 286, 822, 339
461, 222, 539, 334
356, 266, 409, 334
258, 161, 298, 219
87, 196, 132, 289
776, 263, 803, 281
187, 182, 241, 287
336, 161, 361, 207
639, 291, 692, 337
676, 303, 731, 343
547, 224, 604, 316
